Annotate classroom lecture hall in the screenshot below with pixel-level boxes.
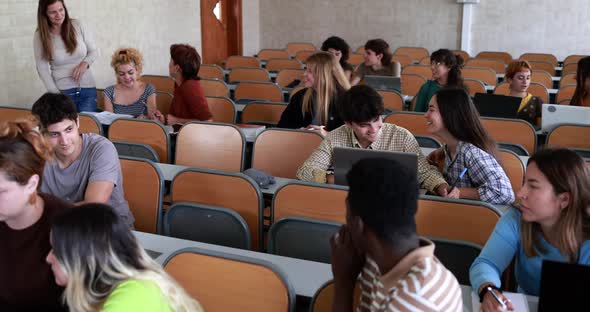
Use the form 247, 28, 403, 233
1, 0, 590, 311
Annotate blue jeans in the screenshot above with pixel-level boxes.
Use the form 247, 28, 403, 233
62, 87, 97, 112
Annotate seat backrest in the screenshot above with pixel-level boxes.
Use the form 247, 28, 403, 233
257, 49, 290, 61
392, 54, 413, 67
466, 58, 506, 74
493, 82, 510, 95
348, 53, 364, 66
175, 122, 244, 172
519, 53, 558, 67
234, 81, 283, 102
463, 78, 486, 96
275, 69, 304, 88
0, 106, 32, 123
310, 280, 362, 312
252, 129, 323, 179
286, 42, 316, 56
394, 47, 429, 62
401, 65, 431, 80
164, 202, 251, 249
119, 157, 163, 233
557, 85, 577, 105
528, 60, 555, 76
476, 51, 513, 64
164, 248, 294, 311
429, 237, 483, 285
377, 90, 404, 111
228, 67, 270, 83
562, 63, 578, 76
418, 56, 431, 65
452, 50, 471, 62
272, 182, 348, 223
414, 135, 442, 148
141, 75, 175, 94
265, 58, 304, 72
78, 113, 103, 135
416, 195, 502, 246
200, 78, 230, 97
206, 96, 236, 124
563, 54, 587, 67
401, 74, 427, 97
267, 217, 341, 264
114, 141, 160, 162
295, 50, 315, 63
462, 66, 497, 86
109, 118, 170, 163
384, 111, 430, 137
241, 102, 287, 125
531, 70, 553, 89
499, 149, 525, 193
199, 64, 225, 80
155, 91, 173, 116
171, 168, 263, 250
547, 124, 590, 149
527, 82, 549, 103
481, 117, 537, 155
225, 55, 260, 69
560, 73, 577, 87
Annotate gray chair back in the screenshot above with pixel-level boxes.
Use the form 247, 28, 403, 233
164, 202, 251, 249
268, 217, 341, 263
114, 141, 160, 162
429, 237, 482, 285
414, 135, 442, 148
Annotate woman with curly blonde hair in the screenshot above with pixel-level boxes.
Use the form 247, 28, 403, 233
0, 118, 72, 311
46, 203, 203, 312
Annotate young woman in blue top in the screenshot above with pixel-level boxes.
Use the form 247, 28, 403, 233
46, 203, 202, 312
425, 88, 514, 205
470, 148, 590, 311
414, 49, 464, 112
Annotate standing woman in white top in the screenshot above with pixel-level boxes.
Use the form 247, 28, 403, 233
34, 0, 98, 112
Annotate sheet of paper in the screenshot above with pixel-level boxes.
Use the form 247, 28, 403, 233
84, 111, 133, 125
471, 290, 530, 311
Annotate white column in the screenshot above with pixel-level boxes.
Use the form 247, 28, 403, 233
457, 0, 480, 55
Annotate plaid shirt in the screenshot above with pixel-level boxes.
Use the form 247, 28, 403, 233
296, 123, 447, 192
443, 142, 515, 205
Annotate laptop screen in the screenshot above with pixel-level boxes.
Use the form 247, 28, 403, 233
538, 260, 590, 311
473, 93, 522, 119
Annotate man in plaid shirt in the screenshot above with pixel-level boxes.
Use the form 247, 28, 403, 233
297, 85, 454, 196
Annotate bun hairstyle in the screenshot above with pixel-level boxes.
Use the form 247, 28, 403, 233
0, 117, 52, 190
430, 49, 464, 88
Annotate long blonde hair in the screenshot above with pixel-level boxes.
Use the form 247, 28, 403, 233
51, 204, 203, 312
520, 148, 590, 262
302, 52, 350, 125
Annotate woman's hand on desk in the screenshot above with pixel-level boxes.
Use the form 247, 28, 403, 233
305, 125, 328, 136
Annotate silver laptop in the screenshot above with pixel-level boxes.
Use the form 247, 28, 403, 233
541, 104, 590, 132
364, 75, 402, 93
333, 147, 418, 186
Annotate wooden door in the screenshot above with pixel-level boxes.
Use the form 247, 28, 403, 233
200, 0, 242, 65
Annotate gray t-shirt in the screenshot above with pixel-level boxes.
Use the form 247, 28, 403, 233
41, 133, 134, 227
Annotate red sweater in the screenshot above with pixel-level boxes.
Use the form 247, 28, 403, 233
170, 79, 213, 121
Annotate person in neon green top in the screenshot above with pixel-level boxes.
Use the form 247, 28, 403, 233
414, 49, 465, 112
45, 203, 203, 312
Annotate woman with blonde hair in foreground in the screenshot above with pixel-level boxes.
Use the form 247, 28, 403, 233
46, 203, 203, 311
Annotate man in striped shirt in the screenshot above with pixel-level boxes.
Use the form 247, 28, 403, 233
330, 157, 463, 312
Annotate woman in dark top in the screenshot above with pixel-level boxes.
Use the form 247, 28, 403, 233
321, 36, 354, 82
571, 56, 590, 107
0, 118, 72, 311
278, 52, 350, 135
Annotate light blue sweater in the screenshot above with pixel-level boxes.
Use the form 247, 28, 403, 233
469, 208, 590, 296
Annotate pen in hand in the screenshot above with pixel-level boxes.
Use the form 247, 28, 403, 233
448, 168, 468, 194
487, 286, 507, 310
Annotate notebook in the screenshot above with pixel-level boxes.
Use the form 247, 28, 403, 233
333, 147, 417, 186
538, 260, 590, 311
473, 93, 522, 118
470, 290, 529, 311
364, 75, 402, 93
541, 104, 590, 132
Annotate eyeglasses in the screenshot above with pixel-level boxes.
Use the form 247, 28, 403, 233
431, 62, 444, 67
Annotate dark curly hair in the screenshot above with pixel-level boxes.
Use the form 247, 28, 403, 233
339, 85, 384, 123
31, 93, 78, 130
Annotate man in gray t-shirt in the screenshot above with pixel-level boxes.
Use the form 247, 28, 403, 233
32, 93, 134, 227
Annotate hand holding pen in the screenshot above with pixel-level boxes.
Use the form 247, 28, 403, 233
448, 168, 468, 194
481, 286, 514, 312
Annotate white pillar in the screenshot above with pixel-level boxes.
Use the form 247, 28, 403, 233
457, 0, 479, 55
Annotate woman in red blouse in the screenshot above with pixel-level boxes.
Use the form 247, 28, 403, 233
166, 44, 213, 125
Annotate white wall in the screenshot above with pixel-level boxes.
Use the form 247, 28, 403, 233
242, 0, 260, 56
0, 0, 201, 108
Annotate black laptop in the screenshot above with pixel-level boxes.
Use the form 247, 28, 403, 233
333, 147, 417, 186
473, 93, 522, 118
538, 260, 590, 311
364, 75, 402, 93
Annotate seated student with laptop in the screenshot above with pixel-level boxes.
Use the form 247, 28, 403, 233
470, 148, 590, 311
31, 93, 135, 228
330, 158, 462, 312
297, 85, 455, 197
504, 60, 544, 126
425, 88, 515, 205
